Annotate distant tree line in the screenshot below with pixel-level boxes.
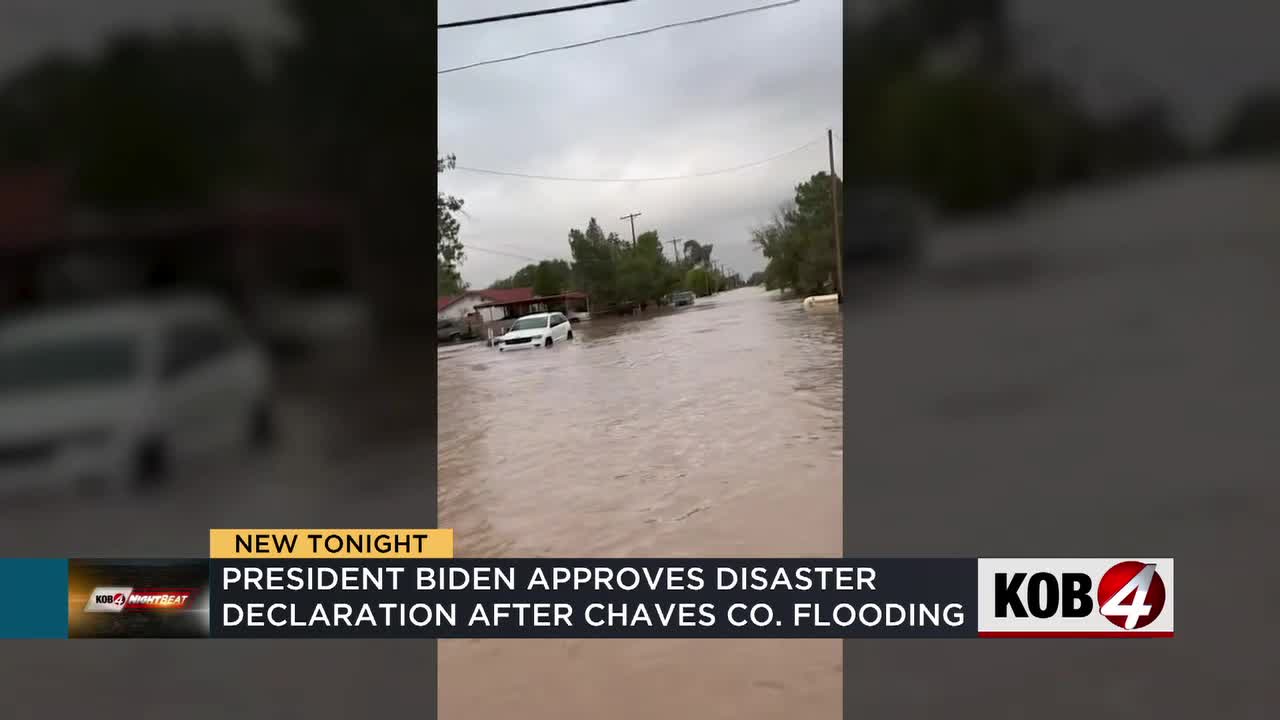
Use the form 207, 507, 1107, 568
487, 219, 738, 309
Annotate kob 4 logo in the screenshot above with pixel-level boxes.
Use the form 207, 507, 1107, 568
979, 559, 1173, 637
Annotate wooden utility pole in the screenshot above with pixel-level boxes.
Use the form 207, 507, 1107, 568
668, 238, 682, 262
827, 128, 844, 302
620, 212, 642, 246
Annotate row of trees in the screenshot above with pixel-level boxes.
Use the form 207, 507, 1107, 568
487, 218, 740, 309
750, 172, 840, 296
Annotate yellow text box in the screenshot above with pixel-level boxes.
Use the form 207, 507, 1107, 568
210, 529, 453, 559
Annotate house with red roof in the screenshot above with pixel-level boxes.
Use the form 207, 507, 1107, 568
438, 287, 591, 340
437, 287, 536, 323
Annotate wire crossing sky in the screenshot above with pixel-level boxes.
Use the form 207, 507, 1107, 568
438, 0, 804, 75
453, 135, 825, 183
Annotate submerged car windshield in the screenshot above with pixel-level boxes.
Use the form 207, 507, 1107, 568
509, 317, 549, 332
0, 334, 139, 395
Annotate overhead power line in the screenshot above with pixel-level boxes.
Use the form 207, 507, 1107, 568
439, 0, 803, 75
439, 0, 634, 30
463, 243, 542, 262
453, 136, 824, 183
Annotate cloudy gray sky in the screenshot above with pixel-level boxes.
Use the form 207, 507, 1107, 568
439, 0, 843, 286
2, 1, 1278, 287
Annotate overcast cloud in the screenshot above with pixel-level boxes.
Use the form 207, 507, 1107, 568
2, 0, 1278, 287
438, 0, 844, 287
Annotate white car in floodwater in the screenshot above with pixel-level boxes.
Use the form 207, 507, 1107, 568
495, 312, 573, 351
0, 296, 275, 496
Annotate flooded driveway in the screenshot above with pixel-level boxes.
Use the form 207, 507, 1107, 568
438, 287, 844, 719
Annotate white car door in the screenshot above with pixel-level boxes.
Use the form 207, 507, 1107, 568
160, 318, 257, 467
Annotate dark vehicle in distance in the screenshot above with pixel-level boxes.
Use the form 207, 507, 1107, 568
437, 319, 475, 343
844, 189, 929, 271
670, 291, 696, 307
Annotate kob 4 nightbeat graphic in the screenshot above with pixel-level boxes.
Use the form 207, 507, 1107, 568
977, 558, 1174, 637
84, 588, 198, 613
68, 560, 210, 638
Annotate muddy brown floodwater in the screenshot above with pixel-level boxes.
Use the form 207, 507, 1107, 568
437, 286, 843, 719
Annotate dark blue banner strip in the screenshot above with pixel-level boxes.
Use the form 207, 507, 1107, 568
0, 559, 69, 639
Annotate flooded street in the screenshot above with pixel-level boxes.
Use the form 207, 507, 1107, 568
438, 286, 843, 557
438, 287, 844, 719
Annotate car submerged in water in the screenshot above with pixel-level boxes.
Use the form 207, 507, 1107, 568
0, 296, 275, 496
494, 312, 573, 351
670, 291, 695, 307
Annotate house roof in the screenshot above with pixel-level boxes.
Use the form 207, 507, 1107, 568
438, 287, 536, 313
478, 287, 536, 304
473, 290, 586, 309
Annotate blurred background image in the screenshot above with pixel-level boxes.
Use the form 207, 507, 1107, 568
0, 0, 1275, 718
1, 2, 438, 718
0, 0, 441, 529
838, 1, 1278, 718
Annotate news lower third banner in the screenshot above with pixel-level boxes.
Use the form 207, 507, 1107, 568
0, 530, 1174, 639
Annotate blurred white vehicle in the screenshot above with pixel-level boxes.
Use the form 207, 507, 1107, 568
0, 296, 275, 495
495, 312, 573, 351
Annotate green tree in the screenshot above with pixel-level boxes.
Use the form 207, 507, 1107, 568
683, 239, 715, 266
533, 259, 573, 296
437, 263, 466, 296
634, 229, 663, 259
490, 259, 572, 294
568, 217, 621, 305
437, 154, 466, 296
565, 221, 680, 307
490, 264, 537, 290
615, 229, 672, 304
685, 266, 715, 296
752, 172, 843, 295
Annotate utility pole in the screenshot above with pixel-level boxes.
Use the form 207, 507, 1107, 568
827, 128, 844, 303
668, 238, 682, 263
620, 212, 642, 246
